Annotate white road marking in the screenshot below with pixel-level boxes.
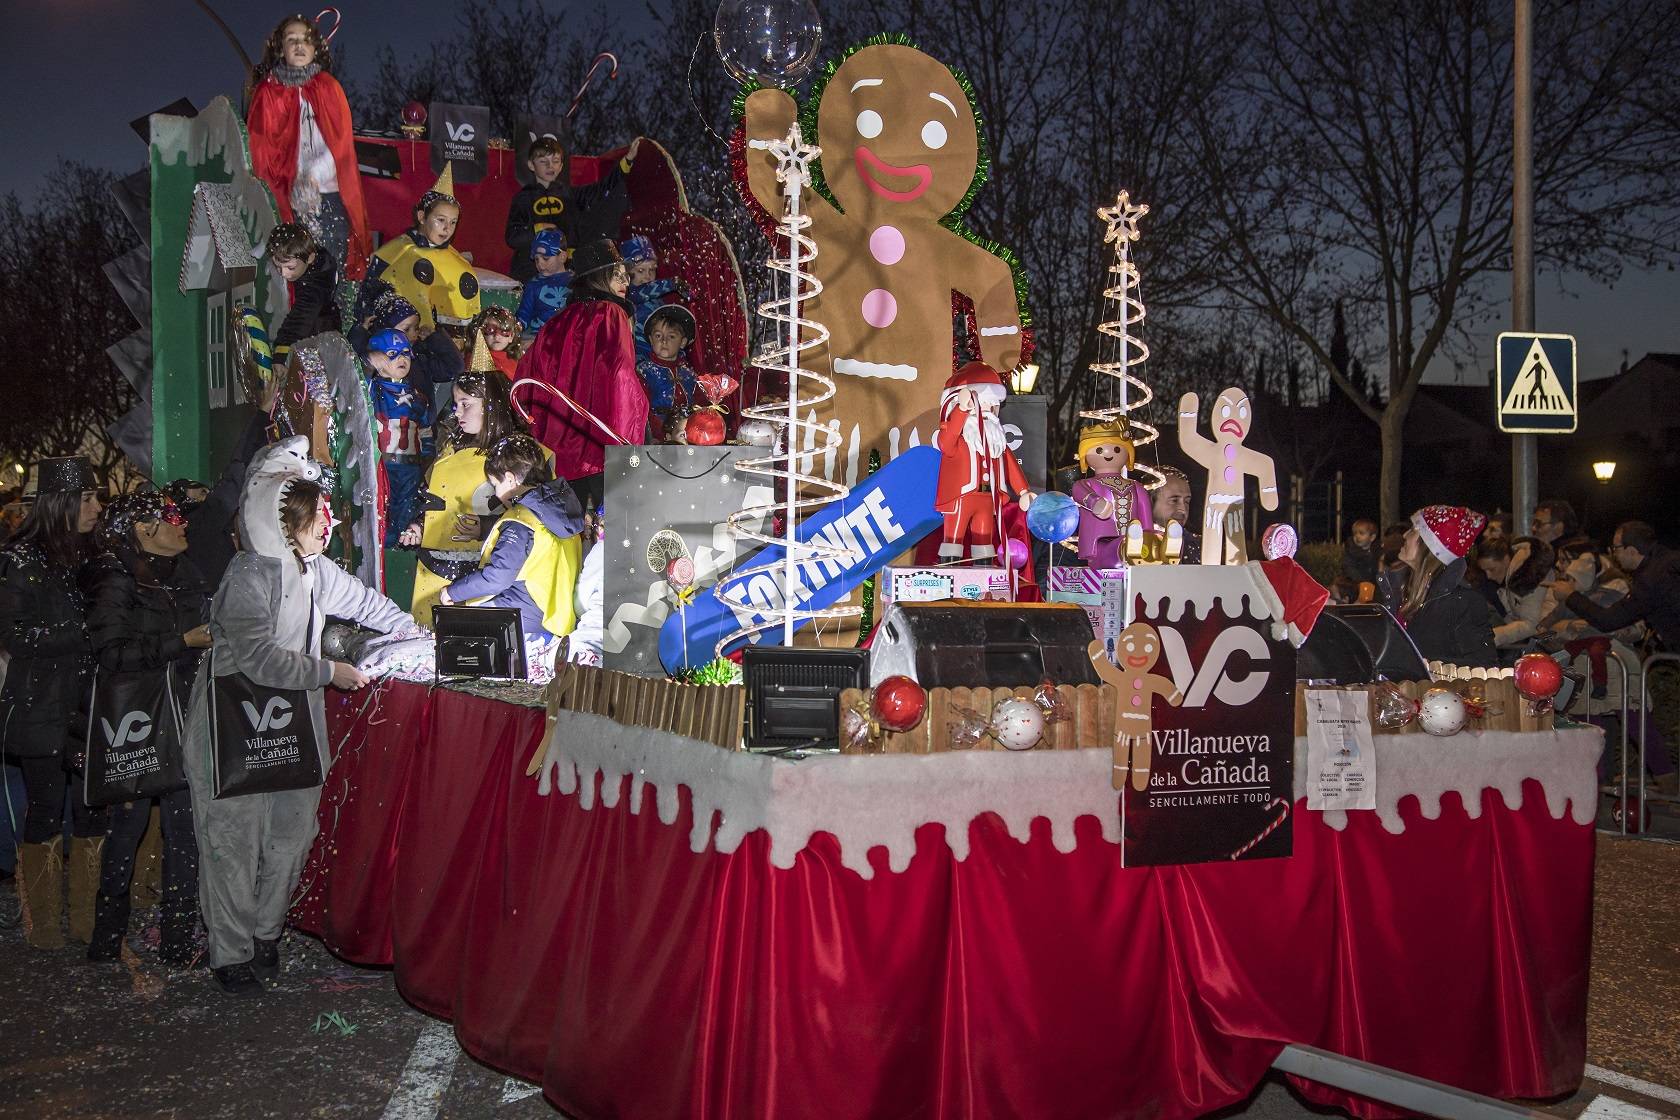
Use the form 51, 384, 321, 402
380, 1019, 461, 1120
1580, 1095, 1669, 1120
1585, 1066, 1680, 1110
500, 1077, 543, 1105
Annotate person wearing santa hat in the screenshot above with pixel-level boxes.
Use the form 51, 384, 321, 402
934, 361, 1033, 560
1381, 504, 1497, 667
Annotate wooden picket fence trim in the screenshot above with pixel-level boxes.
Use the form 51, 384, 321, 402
1293, 668, 1552, 737
838, 683, 1122, 754
537, 664, 746, 762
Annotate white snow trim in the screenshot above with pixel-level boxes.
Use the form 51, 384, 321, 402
533, 710, 1603, 877
979, 325, 1019, 336
833, 357, 916, 381
1293, 725, 1602, 834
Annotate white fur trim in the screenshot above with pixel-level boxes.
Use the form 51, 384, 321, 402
1411, 510, 1457, 565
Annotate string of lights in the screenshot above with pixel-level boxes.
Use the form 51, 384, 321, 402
1080, 190, 1163, 490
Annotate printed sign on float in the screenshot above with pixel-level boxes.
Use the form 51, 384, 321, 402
658, 446, 943, 673
1120, 565, 1296, 867
1496, 332, 1577, 434
429, 102, 491, 182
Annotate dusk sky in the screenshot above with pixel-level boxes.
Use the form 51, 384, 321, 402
9, 1, 1676, 386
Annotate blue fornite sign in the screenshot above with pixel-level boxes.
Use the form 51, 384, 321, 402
658, 446, 943, 673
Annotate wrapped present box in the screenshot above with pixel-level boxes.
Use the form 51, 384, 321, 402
881, 566, 1012, 606
1046, 566, 1129, 658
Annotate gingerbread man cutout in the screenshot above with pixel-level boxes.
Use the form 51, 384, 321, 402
1177, 387, 1279, 565
741, 43, 1026, 480
1089, 626, 1183, 792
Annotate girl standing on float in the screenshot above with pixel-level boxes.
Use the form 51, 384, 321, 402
246, 13, 371, 278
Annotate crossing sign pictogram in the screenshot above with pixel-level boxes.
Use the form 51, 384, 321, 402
1496, 332, 1576, 434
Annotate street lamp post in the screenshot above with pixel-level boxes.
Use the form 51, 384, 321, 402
1511, 0, 1538, 531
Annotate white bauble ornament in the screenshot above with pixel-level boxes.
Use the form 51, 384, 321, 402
991, 697, 1045, 751
1417, 687, 1468, 737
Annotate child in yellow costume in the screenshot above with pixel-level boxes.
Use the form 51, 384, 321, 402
400, 335, 540, 625
369, 163, 482, 330
438, 434, 585, 679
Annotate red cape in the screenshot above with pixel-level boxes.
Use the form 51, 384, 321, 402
247, 71, 371, 279
515, 297, 648, 480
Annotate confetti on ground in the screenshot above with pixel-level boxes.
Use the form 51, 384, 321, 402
312, 1010, 360, 1037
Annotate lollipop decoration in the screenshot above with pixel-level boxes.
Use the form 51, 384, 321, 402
1026, 491, 1079, 582
872, 675, 927, 733
1513, 652, 1564, 714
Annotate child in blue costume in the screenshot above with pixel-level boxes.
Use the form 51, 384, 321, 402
621, 235, 681, 360
516, 229, 572, 332
364, 329, 433, 548
637, 305, 700, 443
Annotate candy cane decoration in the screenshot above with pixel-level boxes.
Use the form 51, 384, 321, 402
713, 120, 854, 652
314, 7, 341, 42
1080, 190, 1163, 490
509, 378, 631, 447
1229, 798, 1291, 860
566, 53, 620, 121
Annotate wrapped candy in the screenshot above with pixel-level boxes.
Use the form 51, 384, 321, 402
1034, 678, 1072, 725
1372, 681, 1420, 729
872, 675, 927, 733
1417, 687, 1468, 737
947, 706, 990, 750
991, 697, 1045, 751
839, 704, 874, 752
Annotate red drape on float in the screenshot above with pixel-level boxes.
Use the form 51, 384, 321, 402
295, 683, 1592, 1120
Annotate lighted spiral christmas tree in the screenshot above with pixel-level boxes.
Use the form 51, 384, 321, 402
1079, 190, 1163, 490
715, 121, 855, 651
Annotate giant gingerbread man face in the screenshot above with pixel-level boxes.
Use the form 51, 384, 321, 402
816, 46, 980, 219
739, 42, 1029, 485
1117, 622, 1163, 672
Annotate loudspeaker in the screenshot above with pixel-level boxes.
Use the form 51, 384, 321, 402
742, 645, 870, 750
869, 602, 1102, 689
434, 605, 526, 679
1297, 603, 1428, 683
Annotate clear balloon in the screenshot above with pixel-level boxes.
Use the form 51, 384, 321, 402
713, 0, 824, 88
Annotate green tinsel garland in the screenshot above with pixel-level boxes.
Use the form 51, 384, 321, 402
681, 656, 744, 686
855, 449, 883, 646
730, 33, 1034, 335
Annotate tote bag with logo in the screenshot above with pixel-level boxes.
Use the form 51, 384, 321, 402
83, 665, 187, 807
208, 648, 324, 799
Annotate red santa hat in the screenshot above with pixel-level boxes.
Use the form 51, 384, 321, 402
941, 361, 1007, 416
1248, 557, 1330, 648
1411, 504, 1485, 565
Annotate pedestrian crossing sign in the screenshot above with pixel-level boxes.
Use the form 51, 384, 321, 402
1496, 332, 1577, 434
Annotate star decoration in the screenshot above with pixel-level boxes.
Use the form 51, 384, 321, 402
1099, 191, 1149, 246
748, 122, 822, 197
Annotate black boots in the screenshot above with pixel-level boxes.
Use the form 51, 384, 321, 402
213, 963, 264, 996
87, 890, 129, 962
251, 936, 281, 985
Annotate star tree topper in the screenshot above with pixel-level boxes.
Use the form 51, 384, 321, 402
748, 123, 822, 201
1099, 190, 1149, 246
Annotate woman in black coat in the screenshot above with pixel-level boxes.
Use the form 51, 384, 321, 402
1382, 505, 1498, 669
84, 492, 212, 965
0, 457, 104, 949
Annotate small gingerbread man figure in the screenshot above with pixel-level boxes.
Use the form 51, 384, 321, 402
740, 43, 1026, 477
1177, 387, 1279, 564
1089, 626, 1183, 792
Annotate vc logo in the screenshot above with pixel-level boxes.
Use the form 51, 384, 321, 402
1158, 624, 1272, 708
242, 698, 294, 732
446, 121, 476, 142
101, 711, 153, 747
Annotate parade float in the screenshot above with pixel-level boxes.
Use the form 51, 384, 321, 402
138, 6, 1601, 1119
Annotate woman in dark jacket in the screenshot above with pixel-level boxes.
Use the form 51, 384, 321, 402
0, 456, 104, 949
84, 492, 212, 965
1382, 504, 1497, 669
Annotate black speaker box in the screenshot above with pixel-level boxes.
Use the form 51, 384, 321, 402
869, 602, 1102, 689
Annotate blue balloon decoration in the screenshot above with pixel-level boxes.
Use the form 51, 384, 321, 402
1027, 491, 1079, 543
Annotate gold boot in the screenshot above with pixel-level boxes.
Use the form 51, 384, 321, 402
130, 806, 163, 912
67, 836, 105, 945
18, 838, 65, 949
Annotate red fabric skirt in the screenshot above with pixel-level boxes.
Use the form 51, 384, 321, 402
294, 683, 1593, 1119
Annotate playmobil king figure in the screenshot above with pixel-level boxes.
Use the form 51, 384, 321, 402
1070, 419, 1156, 569
934, 361, 1031, 560
1177, 387, 1278, 564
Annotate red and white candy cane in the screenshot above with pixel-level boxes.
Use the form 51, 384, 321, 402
509, 378, 631, 446
1229, 798, 1291, 860
314, 7, 341, 42
566, 53, 619, 121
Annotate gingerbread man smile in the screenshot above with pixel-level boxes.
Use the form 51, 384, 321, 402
854, 146, 933, 201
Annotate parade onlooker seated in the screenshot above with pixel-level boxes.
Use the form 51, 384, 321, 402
439, 435, 586, 676
1341, 518, 1380, 586
1552, 521, 1680, 652
1382, 504, 1496, 667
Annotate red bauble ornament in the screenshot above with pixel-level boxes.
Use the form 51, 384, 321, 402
401, 100, 427, 126
871, 675, 927, 733
685, 409, 726, 445
1513, 652, 1564, 701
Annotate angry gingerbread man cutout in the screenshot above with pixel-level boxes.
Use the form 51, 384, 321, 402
1090, 625, 1183, 792
1177, 387, 1279, 564
740, 43, 1027, 480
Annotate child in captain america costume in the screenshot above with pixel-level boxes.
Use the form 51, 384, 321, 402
516, 229, 572, 332
638, 304, 700, 442
621, 235, 682, 360
365, 329, 433, 548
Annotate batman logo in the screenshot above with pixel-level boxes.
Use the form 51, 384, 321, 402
533, 196, 564, 218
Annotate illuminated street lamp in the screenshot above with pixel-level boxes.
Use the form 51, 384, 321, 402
1010, 362, 1041, 394
1592, 461, 1616, 484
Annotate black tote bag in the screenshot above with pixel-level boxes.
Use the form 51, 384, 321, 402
83, 665, 187, 807
207, 649, 324, 799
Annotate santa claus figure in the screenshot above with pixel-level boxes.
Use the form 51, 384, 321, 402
934, 361, 1033, 560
